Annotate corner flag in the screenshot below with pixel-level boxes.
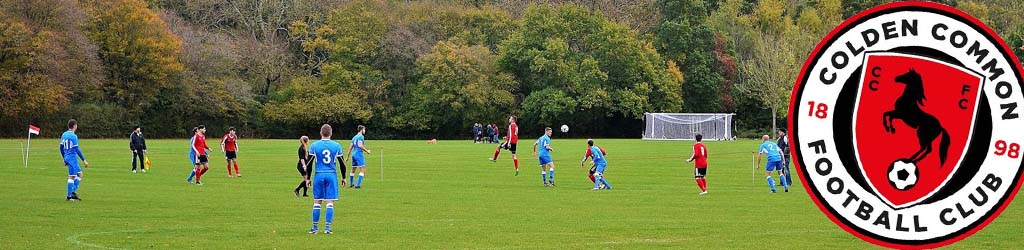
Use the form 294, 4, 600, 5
25, 124, 40, 168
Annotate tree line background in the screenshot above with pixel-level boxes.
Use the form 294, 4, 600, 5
2, 0, 1022, 139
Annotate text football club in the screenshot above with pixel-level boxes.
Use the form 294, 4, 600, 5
789, 1, 1024, 249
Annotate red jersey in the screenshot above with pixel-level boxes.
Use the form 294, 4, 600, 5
193, 133, 208, 155
584, 146, 607, 158
222, 134, 237, 151
693, 142, 708, 168
508, 123, 519, 144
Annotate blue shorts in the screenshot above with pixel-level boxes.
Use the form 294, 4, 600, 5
312, 173, 339, 200
351, 156, 365, 167
538, 155, 552, 166
765, 160, 783, 172
65, 159, 81, 176
594, 163, 607, 175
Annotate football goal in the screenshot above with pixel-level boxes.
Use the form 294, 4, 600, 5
642, 113, 735, 141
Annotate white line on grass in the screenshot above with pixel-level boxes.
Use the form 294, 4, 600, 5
66, 229, 142, 250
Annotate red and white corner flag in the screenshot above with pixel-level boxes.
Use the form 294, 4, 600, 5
28, 125, 40, 135
25, 124, 40, 168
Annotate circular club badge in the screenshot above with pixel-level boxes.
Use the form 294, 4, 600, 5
789, 2, 1024, 249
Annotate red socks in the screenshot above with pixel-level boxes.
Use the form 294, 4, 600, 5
233, 163, 239, 175
513, 159, 519, 170
227, 164, 233, 175
492, 148, 501, 160
696, 179, 708, 192
588, 174, 596, 183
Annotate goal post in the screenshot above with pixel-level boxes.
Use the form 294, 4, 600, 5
642, 113, 735, 141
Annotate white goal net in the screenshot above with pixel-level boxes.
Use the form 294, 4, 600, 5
642, 113, 735, 141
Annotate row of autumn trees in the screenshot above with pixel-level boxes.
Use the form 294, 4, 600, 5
2, 0, 1023, 138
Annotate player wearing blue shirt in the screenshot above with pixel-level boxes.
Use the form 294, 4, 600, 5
60, 119, 89, 201
581, 139, 611, 190
308, 124, 345, 234
185, 127, 198, 183
533, 127, 556, 186
757, 135, 789, 193
347, 125, 372, 189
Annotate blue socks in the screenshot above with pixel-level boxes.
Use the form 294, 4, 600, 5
312, 204, 321, 229
780, 174, 790, 191
325, 203, 334, 230
548, 169, 555, 183
349, 174, 354, 186
767, 176, 777, 192
66, 179, 75, 197
593, 176, 612, 189
357, 173, 364, 187
541, 171, 547, 184
73, 177, 81, 193
187, 170, 196, 182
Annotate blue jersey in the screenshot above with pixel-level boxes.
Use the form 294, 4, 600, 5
189, 135, 197, 164
60, 130, 85, 162
310, 139, 343, 173
759, 141, 782, 162
537, 135, 552, 157
590, 146, 606, 165
351, 133, 365, 159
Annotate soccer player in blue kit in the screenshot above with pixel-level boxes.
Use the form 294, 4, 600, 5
186, 127, 198, 183
308, 124, 344, 234
60, 119, 89, 201
347, 125, 372, 189
581, 139, 611, 190
756, 134, 789, 193
533, 127, 555, 186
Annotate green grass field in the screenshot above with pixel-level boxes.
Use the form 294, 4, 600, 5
1, 138, 1021, 249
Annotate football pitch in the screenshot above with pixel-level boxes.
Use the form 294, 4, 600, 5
1, 138, 1021, 249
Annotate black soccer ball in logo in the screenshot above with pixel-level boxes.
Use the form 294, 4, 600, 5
887, 159, 919, 190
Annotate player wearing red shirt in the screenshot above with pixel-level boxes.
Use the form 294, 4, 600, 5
490, 115, 521, 176
687, 134, 709, 195
192, 125, 212, 185
222, 127, 241, 177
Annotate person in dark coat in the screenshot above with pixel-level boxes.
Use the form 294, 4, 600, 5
130, 126, 148, 173
777, 129, 792, 186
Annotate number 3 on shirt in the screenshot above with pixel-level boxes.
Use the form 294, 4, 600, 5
321, 150, 332, 164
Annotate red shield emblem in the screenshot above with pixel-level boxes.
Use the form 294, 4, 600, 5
852, 52, 984, 209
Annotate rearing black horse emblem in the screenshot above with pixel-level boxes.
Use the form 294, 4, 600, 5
882, 69, 951, 166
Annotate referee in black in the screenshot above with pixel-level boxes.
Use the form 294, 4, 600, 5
777, 129, 792, 185
130, 126, 148, 173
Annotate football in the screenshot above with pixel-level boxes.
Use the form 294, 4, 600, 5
560, 124, 569, 133
887, 159, 918, 190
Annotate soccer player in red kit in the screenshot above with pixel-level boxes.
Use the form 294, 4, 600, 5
490, 115, 521, 176
687, 133, 709, 195
222, 127, 241, 177
192, 125, 212, 185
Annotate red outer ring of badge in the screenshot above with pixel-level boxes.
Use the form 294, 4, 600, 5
787, 1, 1024, 249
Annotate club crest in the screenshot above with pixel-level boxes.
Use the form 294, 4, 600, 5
789, 2, 1024, 249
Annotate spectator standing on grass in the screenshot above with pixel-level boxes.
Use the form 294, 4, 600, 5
475, 123, 483, 143
492, 123, 499, 143
129, 126, 147, 174
486, 124, 494, 144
